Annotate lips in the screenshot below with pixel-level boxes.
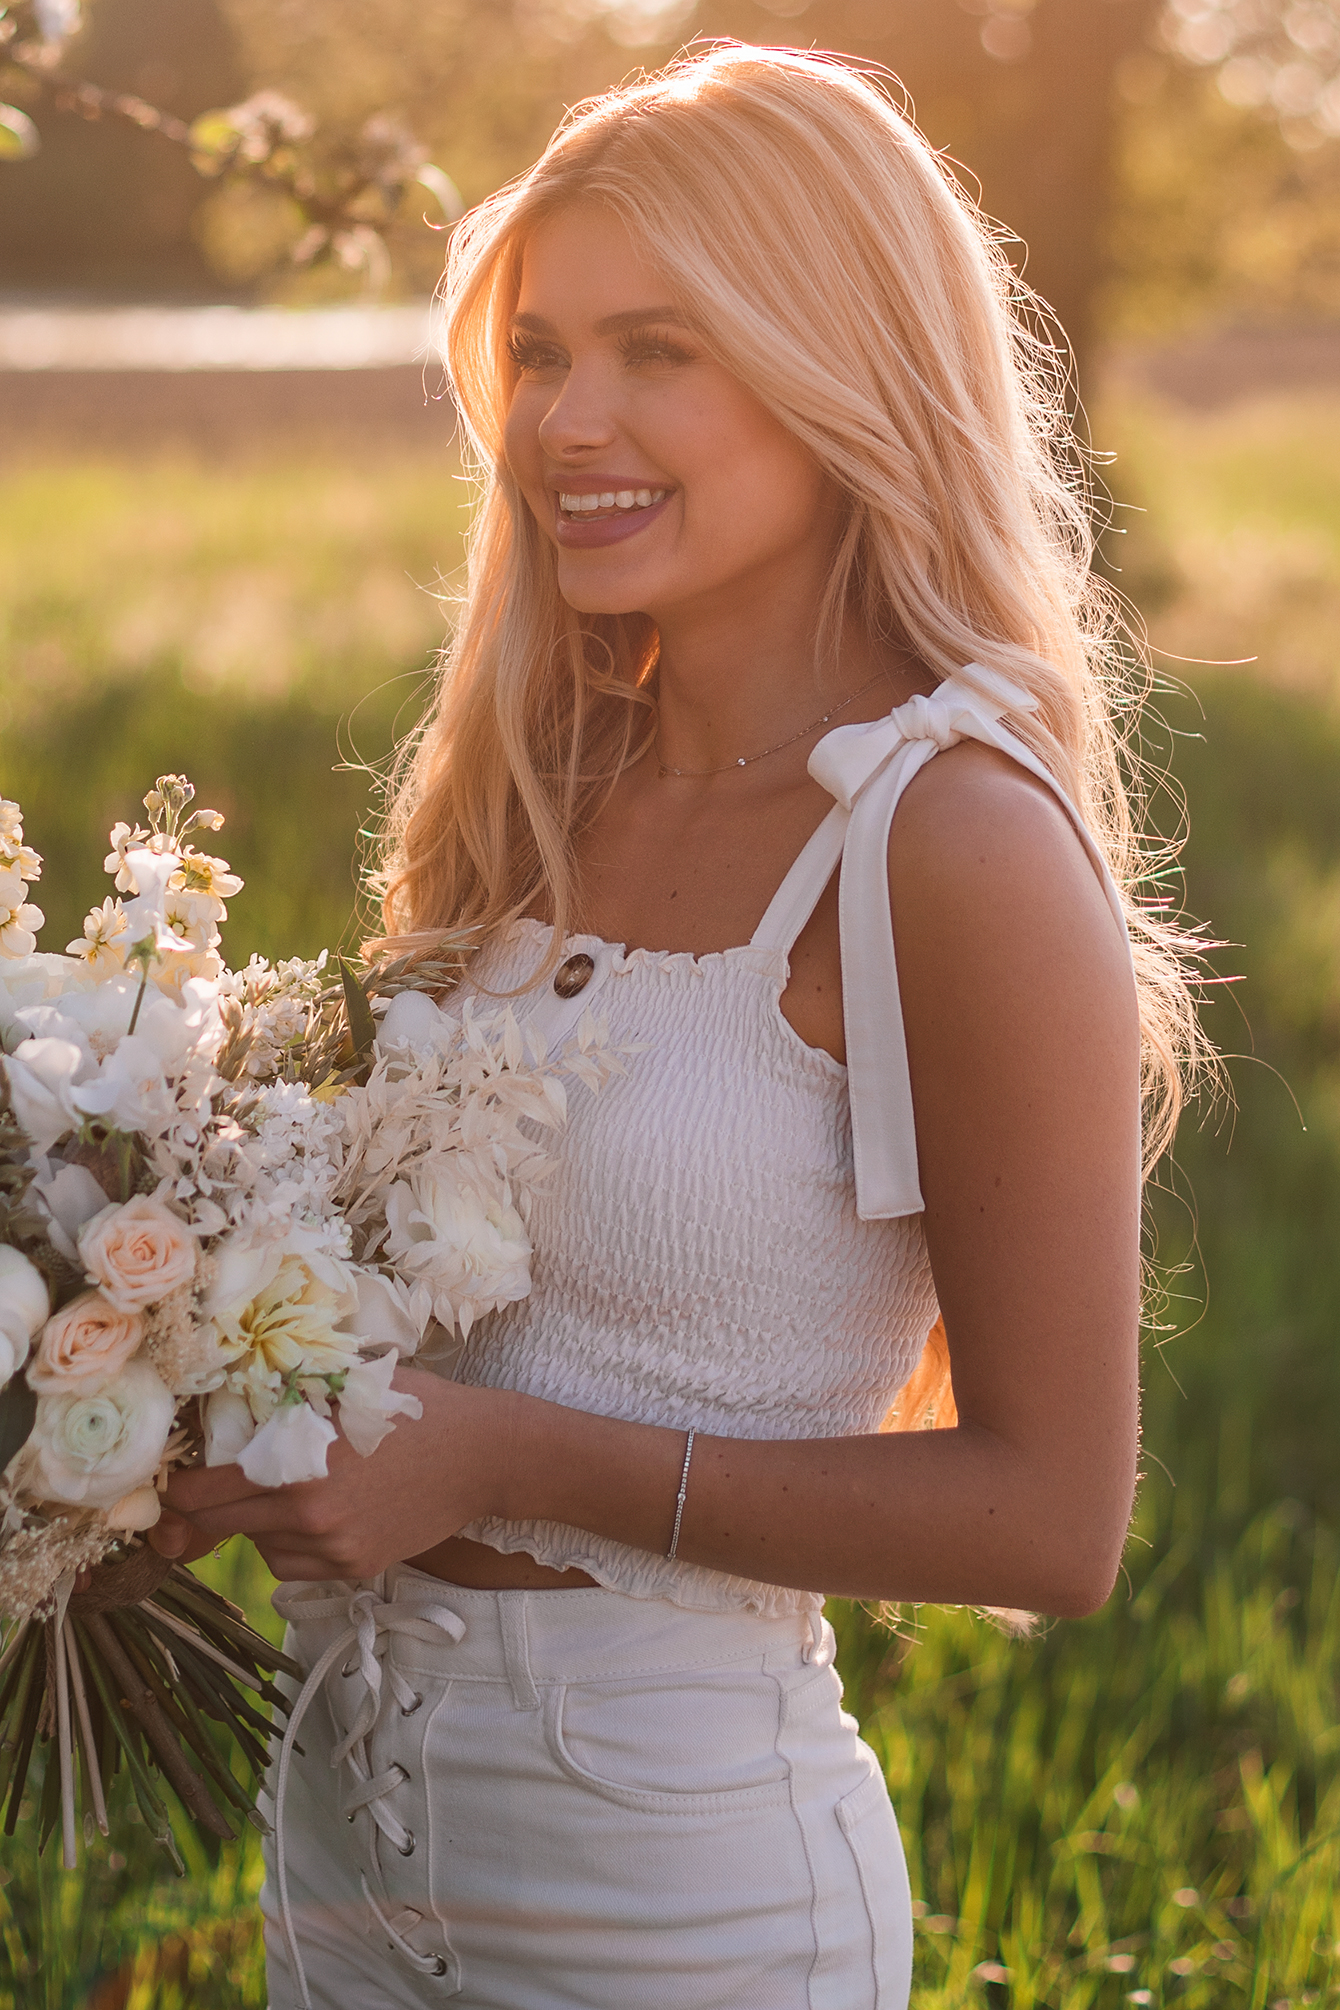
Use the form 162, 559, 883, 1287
552, 487, 673, 550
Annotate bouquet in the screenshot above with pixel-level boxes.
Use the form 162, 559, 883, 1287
0, 776, 620, 1867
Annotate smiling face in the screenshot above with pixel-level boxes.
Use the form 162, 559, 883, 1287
502, 204, 841, 629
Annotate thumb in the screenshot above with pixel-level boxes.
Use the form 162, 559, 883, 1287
148, 1508, 192, 1559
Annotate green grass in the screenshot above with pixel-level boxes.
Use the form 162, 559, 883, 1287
1, 390, 1338, 2007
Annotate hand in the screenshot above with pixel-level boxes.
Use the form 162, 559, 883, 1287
149, 1368, 508, 1581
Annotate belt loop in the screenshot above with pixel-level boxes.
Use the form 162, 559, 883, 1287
499, 1594, 540, 1711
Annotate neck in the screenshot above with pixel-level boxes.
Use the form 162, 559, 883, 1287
651, 583, 896, 777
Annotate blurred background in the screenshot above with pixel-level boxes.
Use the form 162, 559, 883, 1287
3, 2, 1340, 2006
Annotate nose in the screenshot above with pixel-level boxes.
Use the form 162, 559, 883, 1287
536, 359, 619, 461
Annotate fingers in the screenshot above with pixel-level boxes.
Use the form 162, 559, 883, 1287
147, 1511, 216, 1564
161, 1463, 272, 1514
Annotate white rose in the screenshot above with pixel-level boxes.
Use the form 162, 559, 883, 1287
202, 1388, 257, 1466
238, 1401, 337, 1487
384, 1166, 532, 1337
29, 1354, 175, 1509
78, 1195, 197, 1313
337, 1348, 423, 1458
0, 1244, 48, 1386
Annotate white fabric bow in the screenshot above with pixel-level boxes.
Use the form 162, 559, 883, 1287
806, 665, 1125, 1221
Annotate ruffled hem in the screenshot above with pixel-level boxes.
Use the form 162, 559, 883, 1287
457, 1516, 824, 1619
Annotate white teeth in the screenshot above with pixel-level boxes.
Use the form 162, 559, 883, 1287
558, 488, 668, 515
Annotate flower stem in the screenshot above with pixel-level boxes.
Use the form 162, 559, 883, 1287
126, 970, 149, 1037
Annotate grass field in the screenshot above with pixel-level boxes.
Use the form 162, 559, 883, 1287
1, 380, 1338, 2008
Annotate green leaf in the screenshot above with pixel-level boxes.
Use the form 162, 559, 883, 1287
0, 107, 38, 163
338, 957, 378, 1063
0, 1377, 36, 1478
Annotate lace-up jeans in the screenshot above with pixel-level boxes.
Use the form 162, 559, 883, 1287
260, 1565, 912, 2010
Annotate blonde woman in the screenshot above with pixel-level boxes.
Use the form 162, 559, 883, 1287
157, 43, 1200, 2010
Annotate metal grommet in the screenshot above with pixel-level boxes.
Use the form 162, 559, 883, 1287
431, 1956, 449, 1977
395, 1764, 410, 1786
400, 1692, 423, 1717
340, 1657, 358, 1677
397, 1830, 416, 1857
345, 1811, 356, 1823
553, 952, 594, 999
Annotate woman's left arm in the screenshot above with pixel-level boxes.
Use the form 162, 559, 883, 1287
157, 745, 1142, 1616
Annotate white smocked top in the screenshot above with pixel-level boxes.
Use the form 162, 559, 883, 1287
440, 669, 1129, 1616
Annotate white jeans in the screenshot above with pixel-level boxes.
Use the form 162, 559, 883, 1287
261, 1566, 912, 2010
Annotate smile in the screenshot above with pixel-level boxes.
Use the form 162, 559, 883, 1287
558, 488, 668, 519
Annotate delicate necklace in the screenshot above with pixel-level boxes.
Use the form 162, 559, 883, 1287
654, 673, 886, 779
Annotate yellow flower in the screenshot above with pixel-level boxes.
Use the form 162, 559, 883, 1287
214, 1253, 357, 1414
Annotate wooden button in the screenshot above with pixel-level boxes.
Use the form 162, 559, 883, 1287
553, 952, 595, 999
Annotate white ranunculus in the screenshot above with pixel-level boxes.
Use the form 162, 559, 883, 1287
383, 1165, 532, 1336
337, 1348, 423, 1458
31, 1161, 112, 1264
2, 1037, 90, 1153
340, 1267, 423, 1357
238, 1401, 337, 1487
0, 1245, 48, 1386
29, 1354, 175, 1509
203, 1388, 258, 1466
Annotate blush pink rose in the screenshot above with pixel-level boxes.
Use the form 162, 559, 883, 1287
28, 1290, 144, 1396
78, 1195, 197, 1314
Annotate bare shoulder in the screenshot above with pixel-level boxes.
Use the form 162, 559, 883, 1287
888, 739, 1133, 1002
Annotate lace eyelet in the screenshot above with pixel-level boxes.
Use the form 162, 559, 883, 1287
400, 1692, 423, 1717
397, 1831, 416, 1857
431, 1956, 448, 1976
340, 1657, 358, 1678
345, 1811, 356, 1824
395, 1764, 410, 1786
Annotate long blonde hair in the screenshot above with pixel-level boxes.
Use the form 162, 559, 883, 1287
380, 40, 1205, 1187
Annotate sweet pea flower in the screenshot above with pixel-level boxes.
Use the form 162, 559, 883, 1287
337, 1348, 423, 1457
2, 1036, 89, 1153
238, 1401, 337, 1487
202, 1388, 258, 1466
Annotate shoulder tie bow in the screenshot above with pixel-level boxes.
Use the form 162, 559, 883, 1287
805, 665, 1128, 1222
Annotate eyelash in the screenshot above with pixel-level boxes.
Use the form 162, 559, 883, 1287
506, 328, 693, 373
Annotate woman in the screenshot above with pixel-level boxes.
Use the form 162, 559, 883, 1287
155, 43, 1201, 2010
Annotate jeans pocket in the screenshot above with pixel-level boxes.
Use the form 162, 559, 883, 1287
545, 1678, 793, 1811
835, 1769, 913, 2009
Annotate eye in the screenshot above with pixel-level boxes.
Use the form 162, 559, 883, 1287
617, 326, 695, 368
507, 334, 567, 376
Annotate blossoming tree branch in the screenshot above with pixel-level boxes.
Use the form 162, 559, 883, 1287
0, 0, 462, 289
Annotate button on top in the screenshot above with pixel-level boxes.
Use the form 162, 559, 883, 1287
553, 952, 595, 999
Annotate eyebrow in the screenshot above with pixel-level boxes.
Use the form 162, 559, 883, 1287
510, 307, 691, 337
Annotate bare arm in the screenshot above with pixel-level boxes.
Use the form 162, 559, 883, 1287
159, 746, 1141, 1617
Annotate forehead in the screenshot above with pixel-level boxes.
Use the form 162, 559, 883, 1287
514, 205, 679, 326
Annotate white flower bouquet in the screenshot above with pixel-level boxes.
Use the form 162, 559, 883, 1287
0, 776, 620, 1866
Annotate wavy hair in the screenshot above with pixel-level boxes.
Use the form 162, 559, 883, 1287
379, 40, 1207, 1182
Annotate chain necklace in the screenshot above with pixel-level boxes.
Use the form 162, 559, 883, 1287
654, 673, 887, 779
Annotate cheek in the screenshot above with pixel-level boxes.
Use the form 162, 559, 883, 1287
503, 393, 544, 490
